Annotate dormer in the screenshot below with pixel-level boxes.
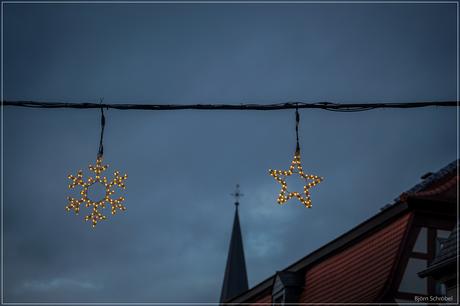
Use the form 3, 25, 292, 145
271, 271, 303, 305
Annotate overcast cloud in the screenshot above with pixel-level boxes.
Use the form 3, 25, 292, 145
2, 2, 457, 303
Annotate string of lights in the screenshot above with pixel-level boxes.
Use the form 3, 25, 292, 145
3, 100, 458, 112
5, 99, 457, 227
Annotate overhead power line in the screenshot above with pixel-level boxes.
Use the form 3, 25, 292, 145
2, 100, 458, 112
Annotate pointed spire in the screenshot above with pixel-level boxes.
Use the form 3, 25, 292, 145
220, 185, 249, 303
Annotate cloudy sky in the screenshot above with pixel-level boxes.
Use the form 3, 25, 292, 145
2, 2, 457, 304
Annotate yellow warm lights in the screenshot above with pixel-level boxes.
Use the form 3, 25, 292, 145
269, 149, 323, 208
66, 155, 128, 227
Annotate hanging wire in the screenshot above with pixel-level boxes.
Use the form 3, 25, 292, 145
2, 100, 457, 112
97, 100, 106, 158
295, 104, 300, 152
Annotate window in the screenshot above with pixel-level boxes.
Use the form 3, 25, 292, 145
435, 282, 447, 295
399, 258, 427, 294
413, 227, 427, 253
435, 237, 448, 255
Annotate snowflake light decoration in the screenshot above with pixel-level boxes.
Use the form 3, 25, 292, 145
269, 149, 323, 208
66, 155, 128, 227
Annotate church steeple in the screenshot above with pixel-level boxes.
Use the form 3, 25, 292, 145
220, 184, 249, 303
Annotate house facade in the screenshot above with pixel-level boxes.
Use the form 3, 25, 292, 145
223, 160, 458, 305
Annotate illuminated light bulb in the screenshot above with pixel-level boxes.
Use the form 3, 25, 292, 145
66, 155, 128, 227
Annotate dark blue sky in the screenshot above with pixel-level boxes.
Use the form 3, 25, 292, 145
2, 2, 457, 303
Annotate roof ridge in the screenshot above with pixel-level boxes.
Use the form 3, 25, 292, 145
395, 159, 458, 202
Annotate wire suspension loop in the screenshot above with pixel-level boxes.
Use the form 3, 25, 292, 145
98, 105, 106, 158
295, 105, 300, 153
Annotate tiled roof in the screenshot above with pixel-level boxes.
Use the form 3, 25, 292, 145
250, 294, 271, 305
397, 160, 458, 202
298, 213, 411, 303
412, 175, 458, 197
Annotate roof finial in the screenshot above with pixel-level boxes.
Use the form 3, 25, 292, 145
231, 184, 244, 206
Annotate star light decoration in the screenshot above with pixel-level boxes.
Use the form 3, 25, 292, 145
66, 155, 128, 227
269, 149, 323, 208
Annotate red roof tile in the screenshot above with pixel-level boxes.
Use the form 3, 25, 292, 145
250, 292, 271, 305
398, 161, 458, 203
299, 212, 412, 303
411, 175, 458, 200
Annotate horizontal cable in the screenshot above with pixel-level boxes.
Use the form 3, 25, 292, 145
2, 100, 458, 112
